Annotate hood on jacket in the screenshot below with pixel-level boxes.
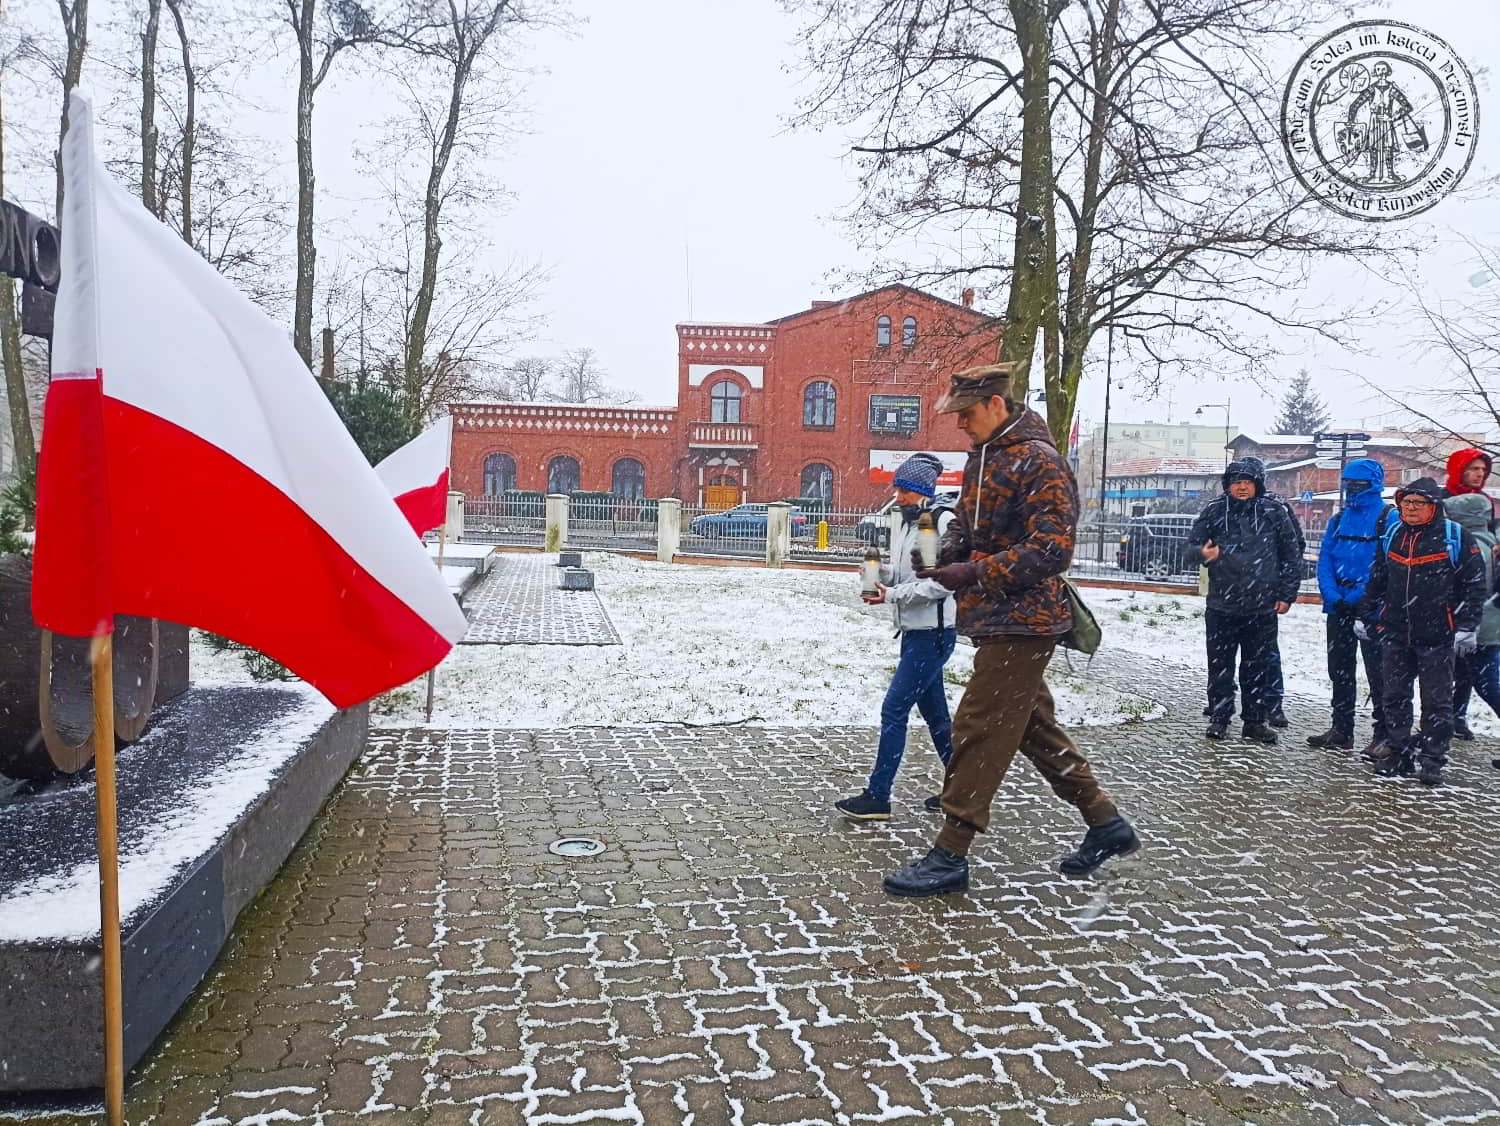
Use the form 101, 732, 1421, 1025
1341, 457, 1385, 508
1446, 447, 1493, 496
1394, 476, 1444, 506
1222, 457, 1266, 497
1445, 491, 1493, 532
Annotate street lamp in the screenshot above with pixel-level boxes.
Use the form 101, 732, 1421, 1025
359, 264, 407, 392
1196, 399, 1231, 466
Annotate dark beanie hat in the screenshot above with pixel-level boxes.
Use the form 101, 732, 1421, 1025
892, 452, 942, 498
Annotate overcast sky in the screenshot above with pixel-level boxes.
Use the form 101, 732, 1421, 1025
8, 0, 1499, 438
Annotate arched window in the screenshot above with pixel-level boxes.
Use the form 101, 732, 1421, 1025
710, 379, 742, 423
902, 316, 917, 348
483, 452, 516, 496
611, 457, 646, 500
800, 463, 834, 502
547, 455, 580, 495
803, 381, 837, 428
876, 316, 891, 348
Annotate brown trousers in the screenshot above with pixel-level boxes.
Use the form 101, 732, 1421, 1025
935, 636, 1118, 856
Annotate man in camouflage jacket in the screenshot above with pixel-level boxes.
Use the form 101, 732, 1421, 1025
883, 363, 1140, 898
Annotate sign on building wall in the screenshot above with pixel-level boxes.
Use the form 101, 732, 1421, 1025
868, 395, 922, 434
868, 449, 967, 486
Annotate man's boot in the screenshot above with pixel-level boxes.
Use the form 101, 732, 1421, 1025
1205, 720, 1228, 740
1418, 759, 1444, 786
1373, 742, 1412, 777
883, 847, 969, 897
1306, 729, 1354, 750
1242, 720, 1278, 745
1268, 707, 1290, 729
1454, 717, 1475, 741
1059, 816, 1140, 877
1360, 736, 1388, 762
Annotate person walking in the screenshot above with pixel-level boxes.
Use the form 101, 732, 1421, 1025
1308, 459, 1395, 754
836, 454, 958, 820
881, 364, 1138, 898
1445, 492, 1500, 741
1187, 459, 1303, 744
1444, 447, 1495, 525
1238, 456, 1304, 729
1356, 477, 1487, 786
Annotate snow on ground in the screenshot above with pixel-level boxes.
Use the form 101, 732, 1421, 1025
1080, 585, 1500, 738
191, 553, 1160, 730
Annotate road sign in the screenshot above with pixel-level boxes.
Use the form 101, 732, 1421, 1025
1314, 458, 1342, 470
1301, 490, 1315, 502
1315, 431, 1371, 443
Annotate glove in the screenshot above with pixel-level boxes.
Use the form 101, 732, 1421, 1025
1455, 630, 1478, 656
916, 560, 982, 591
1353, 620, 1371, 641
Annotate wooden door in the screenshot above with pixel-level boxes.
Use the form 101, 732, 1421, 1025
704, 484, 739, 511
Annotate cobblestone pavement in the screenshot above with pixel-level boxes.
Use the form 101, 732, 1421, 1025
5, 649, 1500, 1125
461, 553, 621, 646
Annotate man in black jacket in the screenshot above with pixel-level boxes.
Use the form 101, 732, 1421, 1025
1356, 477, 1487, 786
1187, 459, 1303, 744
1239, 456, 1305, 729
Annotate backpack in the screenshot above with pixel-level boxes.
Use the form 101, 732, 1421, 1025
1381, 517, 1463, 566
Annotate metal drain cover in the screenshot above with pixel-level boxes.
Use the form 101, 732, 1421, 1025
549, 837, 605, 858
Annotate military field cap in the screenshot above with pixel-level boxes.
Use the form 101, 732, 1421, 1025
934, 362, 1019, 414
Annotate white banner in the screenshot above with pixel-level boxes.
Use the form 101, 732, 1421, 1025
868, 449, 967, 486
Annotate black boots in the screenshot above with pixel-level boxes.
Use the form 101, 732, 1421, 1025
884, 847, 969, 897
1242, 721, 1279, 745
923, 794, 943, 813
1306, 729, 1354, 750
835, 791, 892, 821
1205, 721, 1228, 740
1454, 719, 1475, 741
1268, 708, 1290, 729
1059, 816, 1141, 877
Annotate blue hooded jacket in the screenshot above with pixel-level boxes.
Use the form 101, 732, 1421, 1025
1317, 458, 1391, 611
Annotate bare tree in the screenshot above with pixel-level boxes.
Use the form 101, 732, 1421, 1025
282, 0, 385, 368
0, 70, 35, 478
163, 0, 193, 242
549, 346, 636, 405
53, 0, 88, 221
504, 355, 554, 401
791, 0, 1405, 446
139, 0, 161, 212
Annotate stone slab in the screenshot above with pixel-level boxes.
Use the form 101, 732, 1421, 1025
0, 685, 367, 1092
461, 553, 620, 645
558, 567, 594, 591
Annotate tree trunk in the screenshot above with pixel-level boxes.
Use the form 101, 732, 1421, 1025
1, 73, 37, 476
165, 0, 194, 245
999, 0, 1059, 418
54, 0, 90, 223
292, 0, 318, 369
141, 0, 161, 213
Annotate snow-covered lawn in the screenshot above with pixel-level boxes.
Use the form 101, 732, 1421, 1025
1080, 585, 1500, 738
192, 553, 1160, 730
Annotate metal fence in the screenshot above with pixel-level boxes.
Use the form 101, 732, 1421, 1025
677, 503, 767, 559
567, 498, 658, 552
1069, 517, 1330, 594
462, 494, 545, 545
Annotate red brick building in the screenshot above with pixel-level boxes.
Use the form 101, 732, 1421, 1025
450, 285, 1002, 509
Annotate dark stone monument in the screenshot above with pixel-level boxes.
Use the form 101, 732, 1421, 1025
557, 550, 583, 568
559, 567, 595, 591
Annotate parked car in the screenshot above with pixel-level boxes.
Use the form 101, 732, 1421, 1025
1116, 514, 1199, 579
689, 504, 809, 538
855, 489, 961, 544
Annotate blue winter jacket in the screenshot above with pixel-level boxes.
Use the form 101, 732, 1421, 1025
1317, 459, 1391, 612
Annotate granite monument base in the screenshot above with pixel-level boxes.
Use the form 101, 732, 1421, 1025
0, 683, 367, 1092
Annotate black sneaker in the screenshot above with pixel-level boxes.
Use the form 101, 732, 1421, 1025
1306, 729, 1354, 750
1417, 762, 1444, 786
1242, 721, 1279, 745
883, 847, 969, 897
923, 794, 943, 813
1205, 721, 1228, 740
1059, 816, 1140, 877
1268, 709, 1290, 729
1454, 720, 1475, 741
834, 791, 891, 821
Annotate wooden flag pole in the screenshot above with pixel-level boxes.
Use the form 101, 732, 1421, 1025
90, 633, 125, 1126
424, 524, 448, 723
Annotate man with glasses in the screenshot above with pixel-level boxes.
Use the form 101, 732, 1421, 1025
1356, 478, 1487, 786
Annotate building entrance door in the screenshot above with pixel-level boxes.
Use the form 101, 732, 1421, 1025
705, 475, 739, 510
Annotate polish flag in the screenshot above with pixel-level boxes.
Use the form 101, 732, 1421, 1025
375, 416, 452, 536
31, 95, 467, 707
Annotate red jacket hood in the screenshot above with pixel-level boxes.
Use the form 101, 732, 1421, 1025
1446, 448, 1493, 496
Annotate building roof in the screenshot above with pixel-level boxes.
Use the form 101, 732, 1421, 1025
763, 283, 994, 325
454, 399, 678, 413
1229, 433, 1315, 448
1105, 457, 1227, 479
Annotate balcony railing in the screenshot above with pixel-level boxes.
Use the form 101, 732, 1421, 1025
688, 421, 759, 448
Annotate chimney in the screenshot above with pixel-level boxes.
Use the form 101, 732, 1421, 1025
810, 300, 836, 310
961, 287, 975, 308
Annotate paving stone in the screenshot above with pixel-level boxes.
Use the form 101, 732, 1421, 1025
460, 553, 621, 645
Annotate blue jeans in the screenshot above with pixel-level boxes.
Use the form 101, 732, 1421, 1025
868, 627, 957, 801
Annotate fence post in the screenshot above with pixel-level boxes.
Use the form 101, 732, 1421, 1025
657, 498, 681, 564
766, 502, 791, 568
545, 493, 569, 553
444, 491, 465, 544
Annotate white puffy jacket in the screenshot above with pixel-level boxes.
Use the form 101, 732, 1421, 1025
880, 506, 958, 633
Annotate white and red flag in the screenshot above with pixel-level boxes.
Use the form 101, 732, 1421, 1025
31, 94, 467, 707
375, 416, 452, 536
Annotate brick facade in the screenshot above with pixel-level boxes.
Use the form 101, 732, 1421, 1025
450, 285, 1002, 509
